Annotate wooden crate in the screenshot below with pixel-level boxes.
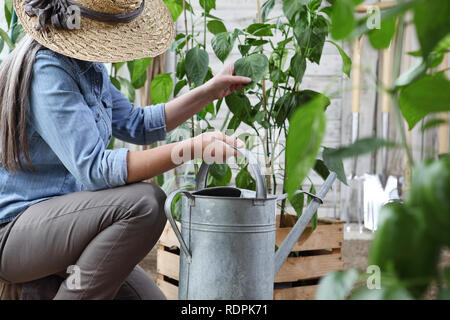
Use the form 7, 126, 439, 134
156, 215, 344, 300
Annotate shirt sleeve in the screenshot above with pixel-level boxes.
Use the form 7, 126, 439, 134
109, 81, 167, 145
28, 52, 129, 191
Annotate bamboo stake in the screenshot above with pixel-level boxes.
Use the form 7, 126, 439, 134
438, 54, 449, 155
256, 0, 272, 192
402, 11, 413, 192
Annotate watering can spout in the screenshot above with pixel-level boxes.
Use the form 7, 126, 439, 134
273, 172, 337, 276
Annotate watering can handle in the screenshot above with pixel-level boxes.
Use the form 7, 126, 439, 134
195, 146, 268, 200
164, 190, 193, 263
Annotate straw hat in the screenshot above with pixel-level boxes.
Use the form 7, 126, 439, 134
14, 0, 175, 62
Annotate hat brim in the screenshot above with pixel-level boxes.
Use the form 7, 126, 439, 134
14, 0, 175, 63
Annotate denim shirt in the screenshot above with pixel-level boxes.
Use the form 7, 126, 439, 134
0, 49, 167, 224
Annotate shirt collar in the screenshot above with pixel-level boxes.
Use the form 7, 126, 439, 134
75, 59, 104, 74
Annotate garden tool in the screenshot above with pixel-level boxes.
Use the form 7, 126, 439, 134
164, 146, 337, 299
343, 36, 365, 233
363, 42, 400, 231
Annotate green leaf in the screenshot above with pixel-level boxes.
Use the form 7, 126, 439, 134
327, 40, 352, 77
0, 28, 15, 51
330, 0, 355, 40
199, 0, 216, 13
313, 159, 330, 181
150, 73, 173, 104
322, 147, 347, 185
309, 0, 322, 11
117, 77, 136, 102
399, 73, 450, 130
290, 191, 304, 219
227, 115, 241, 131
115, 62, 126, 72
293, 12, 311, 50
275, 90, 330, 127
236, 166, 256, 191
207, 20, 227, 34
368, 17, 396, 49
110, 76, 121, 90
238, 44, 251, 56
0, 38, 4, 54
174, 79, 187, 97
290, 52, 307, 83
324, 137, 396, 159
211, 32, 237, 63
368, 202, 440, 298
316, 269, 359, 300
394, 59, 427, 89
421, 118, 448, 132
308, 15, 328, 64
286, 95, 327, 199
185, 46, 209, 87
234, 54, 269, 89
246, 23, 274, 37
127, 58, 152, 88
5, 0, 13, 29
245, 38, 269, 47
207, 163, 232, 187
261, 0, 276, 21
409, 157, 450, 246
224, 90, 253, 124
282, 0, 308, 22
413, 0, 450, 59
11, 24, 25, 44
176, 58, 186, 79
107, 137, 115, 150
163, 0, 184, 21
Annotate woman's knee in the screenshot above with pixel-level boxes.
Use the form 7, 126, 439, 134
125, 182, 167, 231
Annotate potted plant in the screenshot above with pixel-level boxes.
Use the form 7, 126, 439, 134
156, 0, 351, 299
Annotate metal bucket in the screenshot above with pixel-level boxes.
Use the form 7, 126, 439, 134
164, 147, 337, 300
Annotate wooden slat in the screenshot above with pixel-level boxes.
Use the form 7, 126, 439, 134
274, 285, 318, 300
276, 224, 343, 252
156, 278, 179, 300
156, 249, 180, 281
274, 249, 344, 283
159, 222, 181, 249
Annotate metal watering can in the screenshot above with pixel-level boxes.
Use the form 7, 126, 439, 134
164, 147, 337, 300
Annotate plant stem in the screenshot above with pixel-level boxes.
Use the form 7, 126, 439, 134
183, 0, 197, 175
220, 110, 231, 132
279, 125, 288, 228
391, 14, 414, 167
203, 0, 207, 49
256, 0, 272, 193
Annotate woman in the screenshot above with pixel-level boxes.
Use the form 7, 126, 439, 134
0, 0, 250, 299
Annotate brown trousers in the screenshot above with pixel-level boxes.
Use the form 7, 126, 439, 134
0, 182, 167, 300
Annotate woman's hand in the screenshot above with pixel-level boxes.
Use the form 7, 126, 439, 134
163, 62, 251, 132
203, 62, 252, 100
193, 131, 245, 163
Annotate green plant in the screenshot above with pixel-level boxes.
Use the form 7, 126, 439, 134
198, 0, 355, 227
0, 1, 26, 60
316, 0, 450, 300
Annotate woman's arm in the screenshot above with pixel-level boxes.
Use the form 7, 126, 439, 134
164, 63, 251, 131
126, 132, 244, 184
125, 63, 251, 184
